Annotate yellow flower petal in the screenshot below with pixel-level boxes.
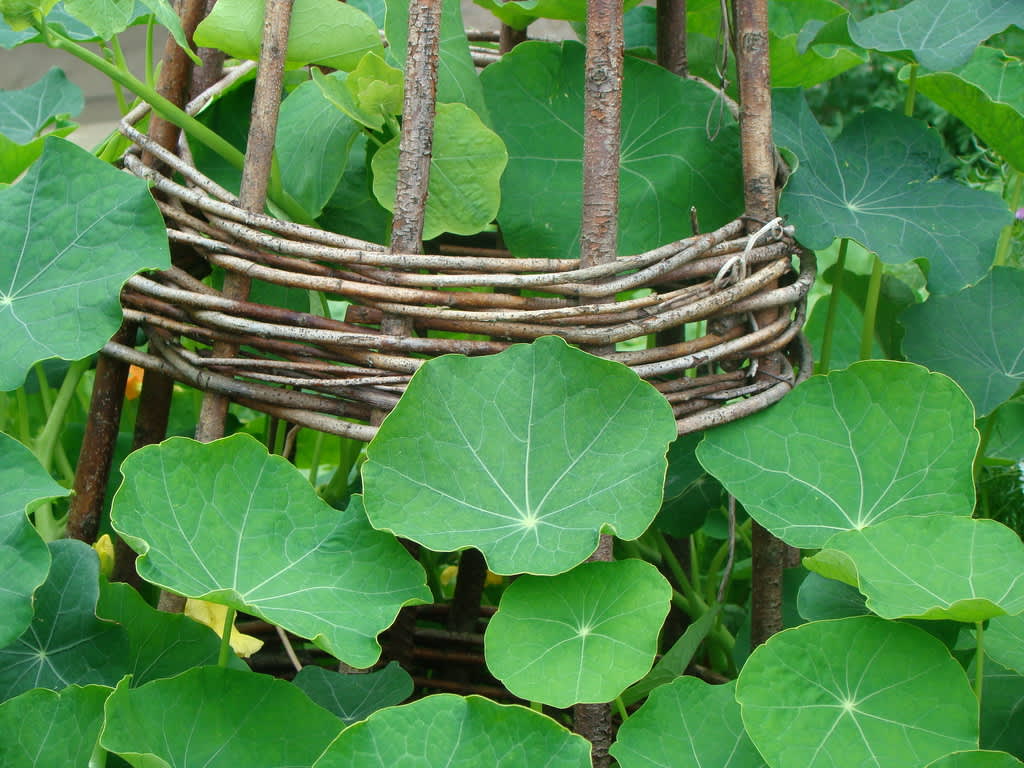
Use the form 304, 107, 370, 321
184, 598, 264, 658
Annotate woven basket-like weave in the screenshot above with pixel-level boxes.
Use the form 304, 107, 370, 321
107, 64, 813, 442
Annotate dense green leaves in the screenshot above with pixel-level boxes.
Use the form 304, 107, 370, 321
371, 102, 507, 239
0, 540, 128, 701
0, 432, 59, 647
902, 268, 1024, 417
697, 361, 978, 548
773, 89, 1009, 295
913, 47, 1024, 172
482, 41, 743, 260
0, 67, 80, 183
484, 560, 671, 707
193, 0, 383, 70
112, 435, 430, 668
101, 667, 343, 766
313, 53, 403, 133
315, 694, 591, 767
806, 516, 1024, 621
611, 677, 766, 768
0, 138, 170, 391
986, 614, 1024, 676
0, 684, 110, 766
362, 337, 677, 575
737, 617, 979, 768
848, 0, 1024, 71
292, 662, 413, 725
769, 0, 865, 88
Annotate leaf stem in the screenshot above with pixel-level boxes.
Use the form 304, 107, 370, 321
974, 620, 985, 703
817, 238, 849, 373
145, 16, 155, 87
35, 357, 91, 475
904, 64, 918, 118
16, 387, 31, 443
994, 170, 1022, 267
859, 255, 883, 361
613, 696, 628, 722
34, 363, 55, 415
107, 36, 132, 115
655, 531, 705, 613
218, 607, 237, 667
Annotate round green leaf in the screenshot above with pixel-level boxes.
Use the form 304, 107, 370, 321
697, 361, 978, 548
371, 101, 507, 239
773, 90, 1008, 296
362, 336, 678, 575
193, 0, 383, 70
927, 752, 1024, 768
63, 0, 134, 40
985, 614, 1024, 676
769, 0, 865, 88
481, 41, 743, 260
611, 677, 767, 768
0, 539, 129, 701
913, 47, 1024, 172
902, 268, 1024, 417
96, 580, 247, 686
796, 571, 869, 622
983, 400, 1024, 462
484, 560, 671, 707
111, 435, 430, 668
806, 517, 1024, 622
100, 667, 343, 767
314, 694, 591, 767
0, 432, 60, 647
0, 67, 82, 183
292, 662, 413, 726
737, 617, 979, 768
0, 137, 170, 391
0, 684, 111, 766
848, 0, 1024, 71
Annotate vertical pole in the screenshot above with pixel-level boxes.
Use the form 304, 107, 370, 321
733, 0, 788, 648
194, 0, 295, 444
574, 0, 623, 764
656, 0, 687, 76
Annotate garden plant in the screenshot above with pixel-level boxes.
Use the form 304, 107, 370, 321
1, 0, 1024, 766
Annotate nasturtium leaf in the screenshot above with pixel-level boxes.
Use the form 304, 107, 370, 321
111, 435, 430, 668
0, 432, 60, 648
96, 580, 247, 686
101, 667, 343, 766
63, 0, 133, 40
697, 361, 978, 548
277, 74, 361, 218
138, 0, 201, 64
902, 268, 1024, 417
317, 133, 391, 245
655, 433, 713, 538
0, 67, 81, 183
484, 560, 671, 707
981, 661, 1024, 758
473, 0, 642, 28
482, 41, 743, 260
773, 89, 1008, 296
0, 2, 96, 44
362, 336, 678, 576
193, 0, 383, 71
371, 102, 506, 239
912, 47, 1024, 172
0, 539, 128, 702
796, 571, 869, 622
0, 0, 57, 29
292, 662, 413, 725
927, 752, 1024, 768
848, 0, 1024, 72
611, 677, 766, 768
737, 617, 979, 768
384, 0, 487, 120
0, 684, 110, 766
984, 400, 1024, 462
986, 614, 1024, 676
0, 137, 170, 391
312, 53, 403, 133
315, 694, 591, 767
769, 0, 865, 88
806, 516, 1024, 622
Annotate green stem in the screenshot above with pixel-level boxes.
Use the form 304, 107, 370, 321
218, 607, 237, 667
107, 37, 131, 115
33, 363, 55, 415
655, 531, 706, 614
530, 701, 543, 713
974, 621, 985, 702
904, 64, 918, 118
994, 170, 1022, 267
614, 696, 628, 722
817, 238, 849, 373
308, 431, 325, 488
35, 357, 90, 474
145, 16, 155, 87
44, 26, 314, 225
16, 387, 31, 443
859, 255, 883, 361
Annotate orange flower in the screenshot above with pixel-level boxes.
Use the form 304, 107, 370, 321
125, 365, 144, 400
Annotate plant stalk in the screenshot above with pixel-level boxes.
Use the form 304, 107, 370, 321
35, 357, 91, 474
817, 238, 849, 373
218, 607, 237, 668
859, 255, 883, 361
904, 64, 918, 117
974, 621, 985, 702
994, 170, 1022, 267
